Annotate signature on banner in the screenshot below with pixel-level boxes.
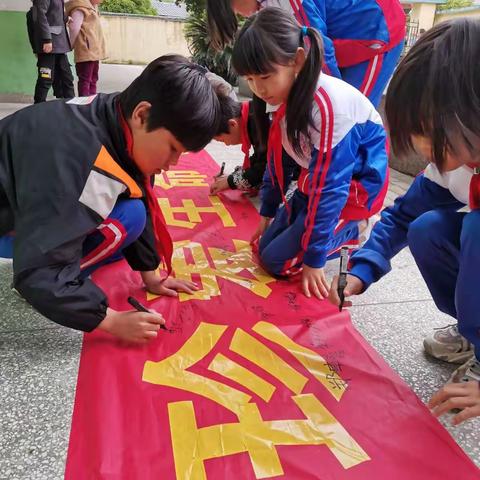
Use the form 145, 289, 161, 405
143, 321, 370, 480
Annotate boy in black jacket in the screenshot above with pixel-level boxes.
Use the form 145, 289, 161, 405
0, 55, 221, 343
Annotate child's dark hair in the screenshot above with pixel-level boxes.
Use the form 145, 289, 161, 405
118, 55, 221, 152
206, 0, 238, 50
232, 8, 324, 157
386, 18, 480, 171
216, 96, 242, 135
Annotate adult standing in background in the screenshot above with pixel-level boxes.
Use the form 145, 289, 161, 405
30, 0, 75, 103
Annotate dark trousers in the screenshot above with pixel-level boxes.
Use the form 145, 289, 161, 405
76, 61, 100, 96
34, 53, 74, 103
408, 209, 480, 361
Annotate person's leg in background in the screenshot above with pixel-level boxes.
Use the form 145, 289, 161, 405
89, 61, 100, 95
34, 53, 55, 103
52, 63, 64, 99
75, 61, 95, 97
339, 41, 404, 107
55, 54, 75, 99
80, 199, 147, 278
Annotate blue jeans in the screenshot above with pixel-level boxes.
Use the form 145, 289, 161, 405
408, 209, 480, 360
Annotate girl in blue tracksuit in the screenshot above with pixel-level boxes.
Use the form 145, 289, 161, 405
232, 8, 389, 300
208, 0, 406, 107
329, 19, 480, 425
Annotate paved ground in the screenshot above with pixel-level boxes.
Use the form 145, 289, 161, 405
0, 65, 478, 479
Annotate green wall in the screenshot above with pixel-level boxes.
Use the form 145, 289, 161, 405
0, 10, 37, 98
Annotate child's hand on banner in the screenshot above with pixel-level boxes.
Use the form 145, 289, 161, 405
428, 381, 480, 425
141, 271, 199, 297
146, 277, 199, 297
302, 265, 329, 299
98, 308, 165, 343
251, 216, 271, 244
210, 176, 230, 195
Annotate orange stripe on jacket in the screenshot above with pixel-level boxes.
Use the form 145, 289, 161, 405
94, 146, 142, 198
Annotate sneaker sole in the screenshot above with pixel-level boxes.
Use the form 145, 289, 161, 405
423, 339, 475, 365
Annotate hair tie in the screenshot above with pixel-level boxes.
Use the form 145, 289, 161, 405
301, 26, 308, 37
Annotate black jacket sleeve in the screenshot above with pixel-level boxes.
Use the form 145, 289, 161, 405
26, 9, 36, 52
33, 0, 52, 42
14, 239, 108, 332
227, 150, 267, 190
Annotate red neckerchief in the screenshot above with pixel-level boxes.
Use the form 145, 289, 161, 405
118, 106, 173, 275
266, 104, 289, 212
240, 101, 252, 169
468, 163, 480, 210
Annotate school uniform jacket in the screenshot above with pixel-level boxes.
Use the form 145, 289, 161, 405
0, 94, 160, 331
260, 74, 388, 268
261, 0, 406, 77
349, 164, 473, 289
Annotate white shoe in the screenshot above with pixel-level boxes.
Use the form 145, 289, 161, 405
449, 357, 480, 383
423, 324, 474, 364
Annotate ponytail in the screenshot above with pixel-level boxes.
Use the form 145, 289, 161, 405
287, 27, 323, 157
207, 0, 238, 50
232, 8, 325, 158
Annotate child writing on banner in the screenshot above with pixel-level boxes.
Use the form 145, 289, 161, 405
207, 72, 300, 196
328, 19, 480, 425
66, 0, 106, 96
210, 96, 270, 195
207, 0, 405, 107
231, 8, 389, 300
0, 55, 223, 344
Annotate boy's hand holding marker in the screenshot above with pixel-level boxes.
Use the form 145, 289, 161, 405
328, 273, 364, 308
97, 308, 166, 344
210, 162, 229, 194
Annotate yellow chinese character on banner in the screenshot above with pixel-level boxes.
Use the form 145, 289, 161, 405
147, 240, 275, 302
155, 170, 208, 190
143, 321, 370, 480
158, 196, 235, 229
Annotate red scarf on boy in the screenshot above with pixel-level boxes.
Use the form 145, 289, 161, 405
267, 104, 289, 211
240, 101, 252, 169
469, 165, 480, 210
118, 107, 173, 276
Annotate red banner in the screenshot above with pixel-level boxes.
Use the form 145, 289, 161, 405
66, 151, 479, 480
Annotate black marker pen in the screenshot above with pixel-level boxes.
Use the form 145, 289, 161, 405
337, 247, 349, 312
127, 296, 169, 331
